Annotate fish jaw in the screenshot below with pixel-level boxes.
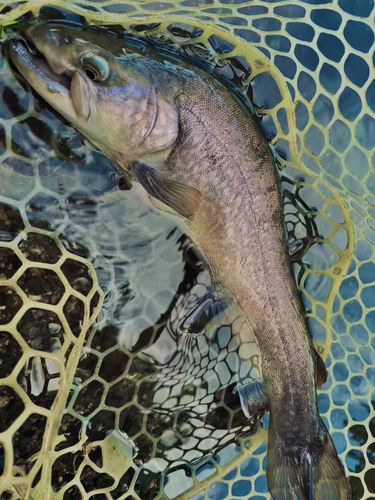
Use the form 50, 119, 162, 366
7, 24, 180, 163
8, 35, 120, 159
8, 38, 78, 122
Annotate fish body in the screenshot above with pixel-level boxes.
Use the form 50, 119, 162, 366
8, 23, 351, 500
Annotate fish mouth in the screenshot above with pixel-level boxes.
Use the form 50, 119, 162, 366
8, 36, 71, 94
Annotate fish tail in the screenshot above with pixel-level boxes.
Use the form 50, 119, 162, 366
266, 419, 351, 500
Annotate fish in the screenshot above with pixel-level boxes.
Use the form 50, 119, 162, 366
7, 22, 351, 500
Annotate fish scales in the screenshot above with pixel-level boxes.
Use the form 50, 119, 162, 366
170, 74, 319, 436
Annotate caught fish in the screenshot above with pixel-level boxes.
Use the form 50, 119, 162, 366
8, 23, 351, 500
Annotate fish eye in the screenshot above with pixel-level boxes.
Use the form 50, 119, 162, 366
81, 54, 110, 82
85, 68, 97, 81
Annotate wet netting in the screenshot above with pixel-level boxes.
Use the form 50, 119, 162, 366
0, 0, 374, 499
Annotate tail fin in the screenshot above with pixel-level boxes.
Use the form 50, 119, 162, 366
266, 422, 351, 500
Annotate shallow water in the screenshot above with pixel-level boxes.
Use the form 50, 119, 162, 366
0, 1, 375, 499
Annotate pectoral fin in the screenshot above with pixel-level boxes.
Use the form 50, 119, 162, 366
234, 380, 267, 418
135, 163, 201, 220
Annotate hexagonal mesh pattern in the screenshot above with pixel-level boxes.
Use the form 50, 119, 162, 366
0, 1, 374, 499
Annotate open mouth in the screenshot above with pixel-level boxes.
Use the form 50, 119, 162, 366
8, 36, 72, 93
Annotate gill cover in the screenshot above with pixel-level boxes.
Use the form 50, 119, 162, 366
10, 23, 181, 159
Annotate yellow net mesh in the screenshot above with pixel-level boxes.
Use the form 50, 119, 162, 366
0, 0, 373, 499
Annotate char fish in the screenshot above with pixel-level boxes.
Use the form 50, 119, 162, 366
8, 23, 351, 500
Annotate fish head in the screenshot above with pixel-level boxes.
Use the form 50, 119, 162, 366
8, 23, 180, 162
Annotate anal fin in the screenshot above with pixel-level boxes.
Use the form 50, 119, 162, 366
234, 380, 267, 418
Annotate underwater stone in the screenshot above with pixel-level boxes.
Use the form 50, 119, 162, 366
343, 175, 364, 196
348, 399, 371, 421
330, 408, 349, 429
238, 5, 268, 15
0, 386, 24, 432
344, 20, 374, 53
360, 285, 375, 308
341, 336, 357, 352
354, 239, 373, 260
232, 480, 251, 496
275, 55, 297, 79
0, 287, 23, 324
346, 449, 366, 473
317, 33, 345, 63
308, 317, 326, 343
234, 29, 260, 43
295, 101, 309, 131
274, 4, 306, 18
357, 114, 375, 150
367, 368, 375, 387
329, 120, 351, 153
331, 432, 347, 454
321, 150, 343, 177
348, 354, 365, 374
343, 300, 363, 323
333, 362, 349, 382
297, 71, 316, 101
338, 87, 362, 122
332, 315, 347, 334
348, 424, 368, 446
240, 457, 260, 477
254, 475, 268, 494
300, 0, 331, 4
295, 44, 319, 71
252, 17, 281, 32
360, 346, 375, 365
332, 385, 351, 406
103, 3, 136, 13
350, 376, 369, 397
310, 8, 342, 30
344, 54, 370, 88
265, 34, 291, 52
286, 22, 314, 42
305, 125, 325, 155
99, 350, 128, 383
367, 443, 375, 467
332, 343, 346, 360
313, 94, 334, 127
0, 248, 22, 280
345, 147, 369, 179
0, 331, 23, 378
317, 393, 330, 413
319, 63, 341, 94
350, 324, 369, 344
339, 0, 374, 17
358, 262, 375, 285
366, 80, 375, 113
207, 481, 228, 500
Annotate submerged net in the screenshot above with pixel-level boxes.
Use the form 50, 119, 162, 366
0, 0, 373, 499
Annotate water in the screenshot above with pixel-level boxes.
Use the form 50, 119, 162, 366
0, 2, 374, 499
